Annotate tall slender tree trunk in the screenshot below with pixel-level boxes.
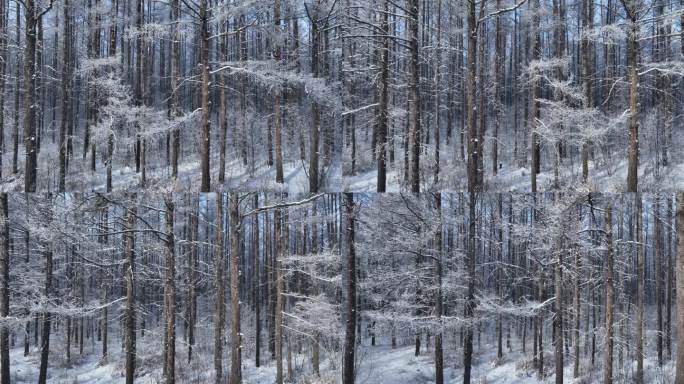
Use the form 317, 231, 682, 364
376, 0, 389, 192
603, 202, 614, 384
342, 193, 356, 384
466, 0, 478, 194
274, 0, 284, 183
406, 0, 420, 193
37, 236, 53, 384
433, 0, 442, 186
0, 0, 6, 180
124, 202, 137, 384
12, 3, 20, 176
434, 193, 443, 384
554, 225, 563, 384
675, 192, 684, 382
655, 195, 664, 366
274, 204, 284, 384
229, 193, 242, 384
218, 20, 228, 184
635, 194, 644, 383
169, 0, 181, 179
214, 194, 225, 384
187, 202, 198, 363
573, 208, 581, 378
580, 0, 592, 183
624, 5, 639, 192
529, 0, 540, 192
199, 0, 211, 191
492, 0, 502, 176
0, 194, 9, 384
253, 194, 261, 367
23, 0, 39, 192
163, 196, 176, 384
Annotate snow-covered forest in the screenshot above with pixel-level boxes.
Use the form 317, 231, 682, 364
0, 0, 681, 192
0, 0, 684, 382
0, 192, 683, 383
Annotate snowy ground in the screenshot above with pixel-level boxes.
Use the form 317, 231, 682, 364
9, 328, 678, 383
0, 141, 342, 193
342, 125, 684, 193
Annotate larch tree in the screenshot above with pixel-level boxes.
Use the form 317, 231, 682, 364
342, 192, 356, 384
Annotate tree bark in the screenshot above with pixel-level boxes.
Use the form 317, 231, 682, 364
214, 194, 225, 384
37, 235, 53, 384
0, 194, 9, 384
655, 195, 664, 366
635, 193, 644, 383
675, 192, 684, 382
434, 193, 443, 384
376, 0, 389, 192
164, 196, 176, 384
170, 0, 181, 179
580, 0, 593, 183
529, 0, 541, 192
274, 0, 284, 183
124, 202, 137, 384
603, 202, 614, 384
624, 3, 639, 192
275, 204, 284, 384
199, 0, 211, 191
406, 0, 420, 193
229, 193, 242, 384
342, 193, 356, 384
554, 219, 563, 384
23, 0, 40, 192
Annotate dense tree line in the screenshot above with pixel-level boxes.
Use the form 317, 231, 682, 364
0, 192, 683, 383
0, 0, 681, 192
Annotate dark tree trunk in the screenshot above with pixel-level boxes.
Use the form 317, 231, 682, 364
342, 193, 356, 384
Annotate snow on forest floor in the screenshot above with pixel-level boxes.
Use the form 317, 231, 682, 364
342, 143, 684, 193
8, 331, 678, 383
0, 141, 342, 193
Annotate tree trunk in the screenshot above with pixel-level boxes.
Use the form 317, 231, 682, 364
275, 204, 284, 384
466, 0, 478, 194
625, 8, 639, 192
0, 194, 9, 384
434, 193, 444, 384
492, 0, 502, 176
580, 0, 592, 183
433, 0, 442, 186
407, 0, 420, 193
169, 0, 181, 179
529, 0, 540, 192
23, 0, 39, 192
675, 192, 684, 382
214, 194, 225, 384
124, 202, 137, 384
274, 0, 284, 183
37, 242, 53, 384
229, 193, 242, 384
603, 202, 614, 384
573, 208, 581, 378
655, 195, 663, 366
253, 194, 261, 367
164, 196, 176, 384
309, 103, 320, 193
12, 4, 20, 176
635, 194, 644, 383
342, 193, 356, 384
187, 201, 198, 363
218, 20, 228, 184
376, 0, 389, 192
199, 0, 210, 191
554, 224, 563, 384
